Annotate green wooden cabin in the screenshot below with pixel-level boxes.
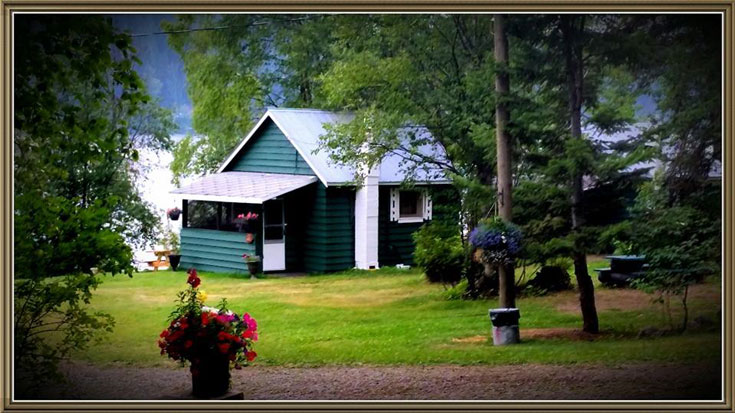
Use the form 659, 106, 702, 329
171, 109, 457, 274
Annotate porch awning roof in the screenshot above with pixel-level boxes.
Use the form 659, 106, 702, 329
171, 172, 318, 204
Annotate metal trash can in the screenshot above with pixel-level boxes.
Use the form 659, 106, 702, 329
489, 308, 520, 345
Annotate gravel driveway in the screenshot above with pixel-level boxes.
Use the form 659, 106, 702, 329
17, 361, 720, 401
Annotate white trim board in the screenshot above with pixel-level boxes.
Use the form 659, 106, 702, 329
216, 111, 331, 187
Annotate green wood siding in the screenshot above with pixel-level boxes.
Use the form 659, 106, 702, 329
378, 185, 459, 267
179, 228, 256, 274
302, 184, 355, 273
225, 119, 315, 176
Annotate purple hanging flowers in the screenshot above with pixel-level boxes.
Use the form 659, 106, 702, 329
469, 217, 523, 265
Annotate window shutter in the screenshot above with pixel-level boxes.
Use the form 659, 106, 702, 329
390, 188, 399, 222
423, 192, 432, 221
390, 188, 400, 221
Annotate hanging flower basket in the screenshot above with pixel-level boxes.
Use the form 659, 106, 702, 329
234, 212, 259, 244
167, 207, 182, 221
469, 217, 523, 266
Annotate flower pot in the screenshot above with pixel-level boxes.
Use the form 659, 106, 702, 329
168, 210, 181, 221
168, 254, 181, 271
191, 353, 230, 398
247, 261, 260, 276
245, 233, 254, 244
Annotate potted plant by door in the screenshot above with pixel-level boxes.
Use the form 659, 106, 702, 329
242, 254, 262, 276
161, 228, 182, 271
167, 207, 182, 221
234, 212, 259, 244
158, 269, 258, 398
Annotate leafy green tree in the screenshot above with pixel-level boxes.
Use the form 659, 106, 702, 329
625, 15, 721, 332
163, 15, 335, 184
14, 15, 173, 387
630, 176, 720, 331
507, 15, 654, 332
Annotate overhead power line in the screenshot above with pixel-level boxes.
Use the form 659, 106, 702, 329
129, 17, 312, 38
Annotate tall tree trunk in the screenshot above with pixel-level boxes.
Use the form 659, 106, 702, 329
561, 15, 599, 333
494, 14, 515, 309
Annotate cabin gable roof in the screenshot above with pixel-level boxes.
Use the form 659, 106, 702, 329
218, 108, 451, 187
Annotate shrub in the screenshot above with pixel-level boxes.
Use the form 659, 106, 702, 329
443, 279, 469, 300
525, 265, 572, 293
413, 222, 464, 284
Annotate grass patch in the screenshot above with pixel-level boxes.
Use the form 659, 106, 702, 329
70, 260, 721, 367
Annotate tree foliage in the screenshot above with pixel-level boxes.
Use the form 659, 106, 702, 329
164, 14, 721, 332
14, 15, 174, 387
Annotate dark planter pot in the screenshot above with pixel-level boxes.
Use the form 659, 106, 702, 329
191, 353, 230, 398
168, 210, 181, 221
247, 261, 260, 276
168, 254, 181, 271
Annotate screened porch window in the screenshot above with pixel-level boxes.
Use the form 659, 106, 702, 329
185, 200, 257, 232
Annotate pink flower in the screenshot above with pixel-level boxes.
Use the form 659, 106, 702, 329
237, 213, 245, 219
243, 313, 258, 332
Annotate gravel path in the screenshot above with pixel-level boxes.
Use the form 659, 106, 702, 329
17, 361, 720, 401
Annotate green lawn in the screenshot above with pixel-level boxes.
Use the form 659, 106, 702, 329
73, 261, 721, 367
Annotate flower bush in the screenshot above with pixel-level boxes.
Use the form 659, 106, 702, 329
242, 254, 261, 263
158, 269, 258, 372
233, 212, 259, 232
469, 217, 523, 265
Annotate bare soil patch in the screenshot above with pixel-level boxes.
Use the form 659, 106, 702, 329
555, 283, 720, 314
17, 361, 720, 401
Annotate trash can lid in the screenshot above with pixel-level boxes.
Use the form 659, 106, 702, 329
489, 308, 520, 314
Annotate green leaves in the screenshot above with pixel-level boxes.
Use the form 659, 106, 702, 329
14, 15, 174, 386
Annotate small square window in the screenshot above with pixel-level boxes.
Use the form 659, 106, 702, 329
399, 190, 423, 219
390, 188, 432, 223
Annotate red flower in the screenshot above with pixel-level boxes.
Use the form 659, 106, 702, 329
184, 340, 193, 349
218, 343, 230, 354
159, 330, 170, 338
217, 331, 228, 341
201, 312, 211, 326
246, 350, 257, 362
187, 268, 201, 288
242, 329, 258, 341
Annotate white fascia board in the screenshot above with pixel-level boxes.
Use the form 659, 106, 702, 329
174, 193, 265, 204
216, 112, 272, 174
266, 112, 329, 187
268, 114, 330, 188
172, 176, 318, 205
378, 180, 453, 186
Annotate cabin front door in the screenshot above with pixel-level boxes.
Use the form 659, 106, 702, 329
262, 199, 286, 271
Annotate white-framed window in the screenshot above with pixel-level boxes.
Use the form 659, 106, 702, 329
390, 188, 432, 223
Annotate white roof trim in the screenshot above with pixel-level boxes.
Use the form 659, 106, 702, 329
268, 113, 330, 187
172, 194, 267, 204
378, 180, 453, 186
171, 172, 318, 205
216, 110, 330, 187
